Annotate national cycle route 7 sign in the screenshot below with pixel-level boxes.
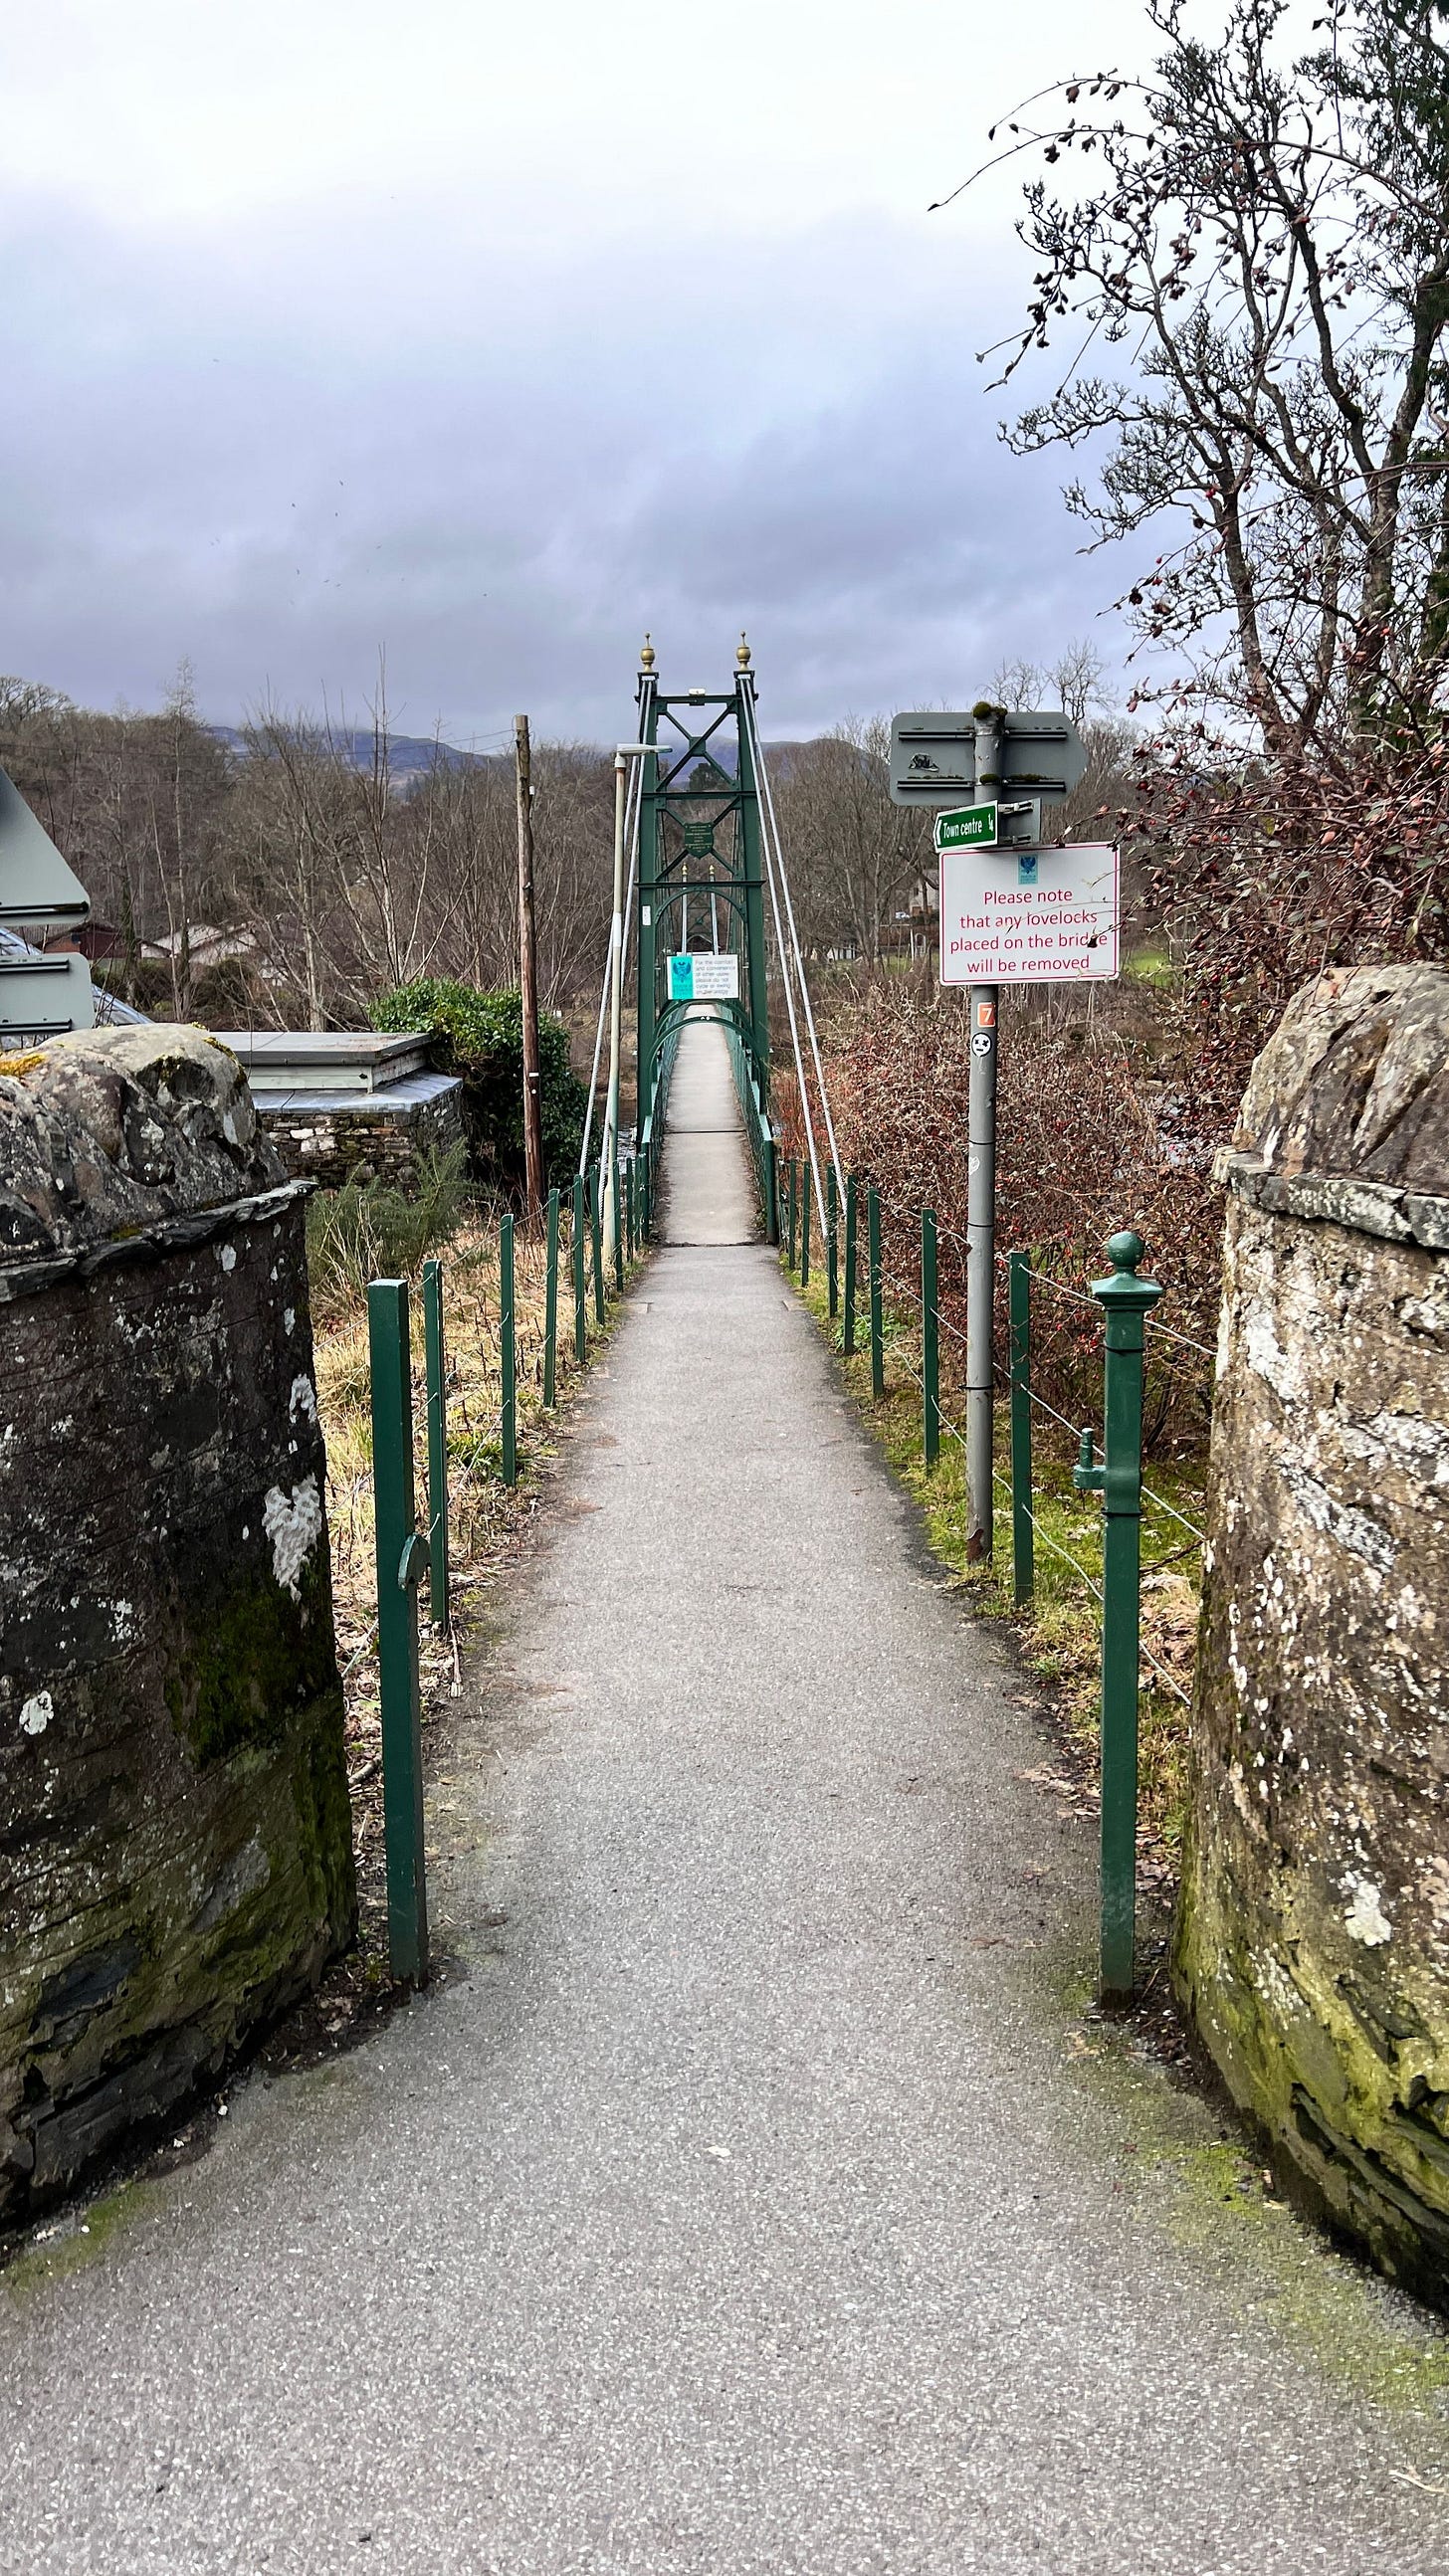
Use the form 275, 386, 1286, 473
937, 843, 1120, 984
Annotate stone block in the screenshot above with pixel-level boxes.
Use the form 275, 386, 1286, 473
1175, 966, 1449, 2302
0, 1029, 355, 2223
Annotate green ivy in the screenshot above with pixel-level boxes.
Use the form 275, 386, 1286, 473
370, 978, 586, 1193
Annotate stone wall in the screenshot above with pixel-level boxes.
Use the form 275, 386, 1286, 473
0, 1028, 355, 2223
257, 1071, 466, 1193
1174, 965, 1449, 2303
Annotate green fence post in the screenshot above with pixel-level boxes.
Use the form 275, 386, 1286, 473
1074, 1231, 1162, 2008
641, 1146, 652, 1243
868, 1184, 884, 1398
420, 1256, 450, 1631
611, 1154, 624, 1290
843, 1174, 858, 1355
500, 1211, 518, 1488
800, 1170, 811, 1288
922, 1209, 938, 1469
763, 1135, 779, 1246
827, 1167, 839, 1319
368, 1280, 430, 1987
543, 1186, 560, 1408
572, 1173, 587, 1364
1009, 1252, 1034, 1605
786, 1157, 798, 1270
591, 1162, 605, 1325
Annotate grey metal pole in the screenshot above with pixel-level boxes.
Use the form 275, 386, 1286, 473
965, 703, 1003, 1561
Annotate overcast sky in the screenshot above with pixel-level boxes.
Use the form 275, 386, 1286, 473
0, 1, 1153, 746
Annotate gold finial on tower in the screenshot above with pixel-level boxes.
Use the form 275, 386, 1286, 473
735, 631, 751, 670
639, 632, 656, 672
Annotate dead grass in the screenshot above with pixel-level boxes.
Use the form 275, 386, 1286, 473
312, 1196, 636, 1962
791, 1252, 1206, 1894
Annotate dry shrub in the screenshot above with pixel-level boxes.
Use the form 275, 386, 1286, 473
775, 975, 1219, 1452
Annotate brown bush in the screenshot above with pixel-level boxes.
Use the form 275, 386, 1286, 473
774, 974, 1218, 1454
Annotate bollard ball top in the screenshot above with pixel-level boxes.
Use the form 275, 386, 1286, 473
1106, 1229, 1144, 1273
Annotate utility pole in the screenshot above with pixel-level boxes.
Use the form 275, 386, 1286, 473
965, 701, 1002, 1561
515, 713, 544, 1222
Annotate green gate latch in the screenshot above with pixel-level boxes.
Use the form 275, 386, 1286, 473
397, 1530, 430, 1591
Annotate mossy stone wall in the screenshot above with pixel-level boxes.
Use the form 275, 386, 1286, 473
1174, 966, 1449, 2304
0, 1030, 354, 2222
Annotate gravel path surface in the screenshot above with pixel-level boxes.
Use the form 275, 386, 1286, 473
2, 1023, 1446, 2572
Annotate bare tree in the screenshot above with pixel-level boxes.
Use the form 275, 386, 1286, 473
951, 0, 1449, 754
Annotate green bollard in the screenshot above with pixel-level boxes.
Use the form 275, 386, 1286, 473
500, 1212, 518, 1487
868, 1183, 884, 1398
543, 1186, 560, 1408
421, 1255, 450, 1631
572, 1173, 587, 1364
922, 1210, 938, 1470
591, 1162, 605, 1325
1009, 1251, 1034, 1605
1073, 1231, 1162, 2008
800, 1169, 811, 1288
827, 1166, 839, 1318
843, 1174, 858, 1355
367, 1279, 430, 1987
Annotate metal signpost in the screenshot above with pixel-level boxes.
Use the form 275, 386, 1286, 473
890, 703, 1102, 1560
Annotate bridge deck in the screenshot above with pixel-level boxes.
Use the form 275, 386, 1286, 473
0, 1052, 1441, 2569
659, 1014, 755, 1246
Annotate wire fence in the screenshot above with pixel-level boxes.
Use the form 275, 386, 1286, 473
774, 1149, 1218, 2002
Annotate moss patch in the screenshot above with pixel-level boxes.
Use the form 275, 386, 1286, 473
169, 1561, 336, 1767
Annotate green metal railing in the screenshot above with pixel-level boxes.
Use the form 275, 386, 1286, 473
722, 1010, 778, 1244
364, 1148, 659, 1990
789, 1169, 1209, 2008
368, 1278, 431, 1987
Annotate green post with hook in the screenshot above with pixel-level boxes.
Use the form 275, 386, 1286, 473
922, 1210, 938, 1469
827, 1167, 839, 1319
500, 1212, 518, 1488
1009, 1252, 1034, 1606
843, 1174, 858, 1355
543, 1187, 560, 1408
868, 1184, 884, 1398
1073, 1231, 1162, 2008
572, 1173, 587, 1364
420, 1255, 450, 1631
368, 1278, 430, 1986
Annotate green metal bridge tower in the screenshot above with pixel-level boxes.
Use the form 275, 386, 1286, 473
633, 635, 772, 1162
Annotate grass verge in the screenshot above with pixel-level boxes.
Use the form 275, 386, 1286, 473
789, 1250, 1204, 1892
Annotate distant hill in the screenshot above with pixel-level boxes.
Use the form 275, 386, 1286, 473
208, 724, 500, 782
207, 727, 813, 784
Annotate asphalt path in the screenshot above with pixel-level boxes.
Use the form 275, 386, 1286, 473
2, 1020, 1446, 2571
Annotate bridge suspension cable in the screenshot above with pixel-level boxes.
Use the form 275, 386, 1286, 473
580, 689, 650, 1175
737, 678, 844, 1235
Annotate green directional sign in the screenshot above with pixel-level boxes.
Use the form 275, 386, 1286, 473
933, 801, 997, 854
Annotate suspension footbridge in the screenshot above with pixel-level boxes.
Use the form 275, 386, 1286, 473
0, 649, 1441, 2573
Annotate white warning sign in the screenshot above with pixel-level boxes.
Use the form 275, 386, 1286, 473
937, 844, 1120, 984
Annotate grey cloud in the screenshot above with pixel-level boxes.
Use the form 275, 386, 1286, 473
0, 191, 1128, 741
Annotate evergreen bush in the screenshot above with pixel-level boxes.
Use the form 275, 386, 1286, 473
370, 978, 586, 1193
